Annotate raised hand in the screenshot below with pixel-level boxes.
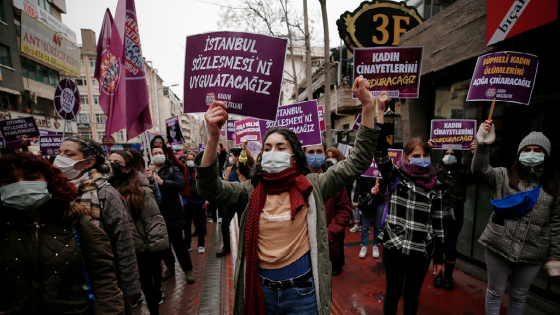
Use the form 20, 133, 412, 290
205, 101, 228, 140
352, 75, 374, 108
428, 139, 435, 147
482, 120, 493, 133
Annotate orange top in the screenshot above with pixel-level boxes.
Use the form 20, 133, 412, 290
258, 192, 310, 269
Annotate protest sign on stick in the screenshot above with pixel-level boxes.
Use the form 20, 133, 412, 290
226, 119, 237, 142
352, 114, 362, 131
0, 116, 40, 143
53, 79, 81, 122
165, 116, 185, 145
362, 149, 403, 178
183, 31, 287, 121
259, 100, 322, 147
430, 120, 477, 150
40, 135, 64, 156
234, 118, 262, 145
467, 51, 538, 120
318, 105, 326, 132
198, 143, 206, 152
353, 47, 424, 99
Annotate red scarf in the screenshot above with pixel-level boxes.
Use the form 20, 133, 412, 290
396, 159, 437, 191
244, 164, 313, 314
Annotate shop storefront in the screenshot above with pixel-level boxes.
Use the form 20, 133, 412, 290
399, 0, 560, 301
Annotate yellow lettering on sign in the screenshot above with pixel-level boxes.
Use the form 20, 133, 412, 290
372, 14, 389, 45
392, 16, 410, 45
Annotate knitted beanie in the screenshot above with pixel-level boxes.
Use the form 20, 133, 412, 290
517, 131, 551, 156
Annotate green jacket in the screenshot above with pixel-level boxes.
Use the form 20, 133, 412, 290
195, 125, 380, 315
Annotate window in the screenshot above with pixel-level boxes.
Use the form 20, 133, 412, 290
116, 131, 125, 142
93, 95, 99, 105
78, 113, 90, 123
79, 95, 88, 105
79, 132, 92, 139
81, 58, 85, 68
95, 113, 106, 124
91, 79, 97, 87
89, 58, 96, 68
0, 45, 12, 68
76, 76, 86, 85
0, 3, 5, 23
97, 131, 105, 142
19, 57, 59, 86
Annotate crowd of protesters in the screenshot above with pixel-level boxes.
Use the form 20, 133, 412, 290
0, 75, 558, 315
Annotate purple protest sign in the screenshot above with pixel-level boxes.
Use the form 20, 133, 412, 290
467, 51, 538, 105
259, 101, 322, 147
0, 116, 40, 143
430, 119, 477, 150
53, 78, 80, 121
362, 149, 403, 178
198, 143, 206, 152
226, 119, 237, 141
220, 125, 226, 137
318, 105, 326, 132
352, 114, 362, 131
183, 31, 287, 121
165, 116, 185, 145
234, 118, 261, 145
353, 47, 423, 99
40, 135, 64, 156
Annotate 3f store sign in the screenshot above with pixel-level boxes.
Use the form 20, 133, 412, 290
487, 0, 558, 46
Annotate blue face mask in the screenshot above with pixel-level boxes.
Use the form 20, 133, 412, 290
306, 154, 325, 169
409, 158, 431, 167
519, 151, 545, 167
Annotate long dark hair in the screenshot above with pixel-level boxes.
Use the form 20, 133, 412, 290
251, 127, 308, 186
63, 136, 111, 173
109, 151, 144, 209
125, 148, 146, 173
508, 151, 559, 197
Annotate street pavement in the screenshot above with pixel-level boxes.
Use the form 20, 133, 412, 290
133, 219, 557, 314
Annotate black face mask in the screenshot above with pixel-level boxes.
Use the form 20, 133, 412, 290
179, 159, 186, 164
110, 163, 126, 179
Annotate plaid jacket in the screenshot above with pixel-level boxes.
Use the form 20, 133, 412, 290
375, 151, 445, 263
473, 144, 560, 264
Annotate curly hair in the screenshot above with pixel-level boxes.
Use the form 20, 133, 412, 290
326, 148, 344, 162
108, 151, 144, 210
0, 152, 85, 223
251, 127, 309, 186
63, 136, 111, 173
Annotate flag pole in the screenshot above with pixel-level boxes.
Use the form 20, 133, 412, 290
142, 132, 149, 169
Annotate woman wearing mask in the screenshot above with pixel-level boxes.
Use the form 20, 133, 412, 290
195, 76, 386, 314
0, 152, 124, 314
473, 122, 560, 315
108, 151, 169, 314
54, 136, 141, 312
355, 176, 385, 259
374, 121, 444, 314
146, 147, 195, 284
326, 148, 344, 165
184, 152, 207, 254
429, 142, 475, 290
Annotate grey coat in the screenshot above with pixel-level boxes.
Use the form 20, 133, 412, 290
127, 174, 169, 256
472, 143, 560, 264
195, 125, 380, 315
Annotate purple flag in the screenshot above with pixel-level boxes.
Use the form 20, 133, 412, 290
94, 9, 126, 137
115, 0, 152, 140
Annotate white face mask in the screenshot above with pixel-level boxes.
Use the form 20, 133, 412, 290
186, 160, 195, 168
261, 151, 292, 174
54, 155, 86, 180
442, 155, 457, 165
229, 157, 235, 165
152, 154, 166, 166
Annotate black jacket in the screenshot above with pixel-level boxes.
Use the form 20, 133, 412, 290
155, 160, 186, 231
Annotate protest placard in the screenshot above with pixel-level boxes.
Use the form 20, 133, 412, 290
337, 143, 353, 157
430, 119, 477, 150
353, 47, 423, 99
234, 118, 261, 145
259, 100, 322, 147
102, 135, 116, 147
198, 143, 206, 152
0, 116, 40, 143
40, 135, 64, 156
226, 119, 237, 141
467, 51, 538, 105
53, 79, 81, 121
352, 113, 362, 131
362, 149, 403, 178
220, 125, 226, 137
165, 116, 185, 145
184, 31, 287, 121
318, 105, 326, 132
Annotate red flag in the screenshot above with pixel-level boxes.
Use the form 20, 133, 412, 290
94, 9, 126, 137
115, 0, 153, 140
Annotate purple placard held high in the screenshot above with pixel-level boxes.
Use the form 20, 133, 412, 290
40, 135, 64, 156
234, 118, 261, 145
165, 116, 185, 145
318, 105, 326, 132
0, 116, 40, 143
467, 52, 538, 105
183, 31, 287, 121
198, 143, 206, 152
220, 125, 226, 137
226, 119, 237, 141
362, 149, 403, 178
352, 114, 362, 131
353, 47, 423, 99
430, 119, 477, 150
259, 100, 322, 147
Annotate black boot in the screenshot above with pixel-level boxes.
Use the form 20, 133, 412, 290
216, 246, 231, 257
444, 262, 455, 290
434, 272, 444, 288
162, 266, 175, 281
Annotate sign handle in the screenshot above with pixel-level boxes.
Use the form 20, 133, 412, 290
488, 100, 496, 121
141, 133, 149, 169
375, 178, 379, 186
62, 121, 67, 138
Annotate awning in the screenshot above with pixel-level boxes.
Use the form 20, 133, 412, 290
0, 87, 21, 96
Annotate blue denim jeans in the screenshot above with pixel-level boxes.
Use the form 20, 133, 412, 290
261, 276, 318, 315
361, 205, 383, 246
